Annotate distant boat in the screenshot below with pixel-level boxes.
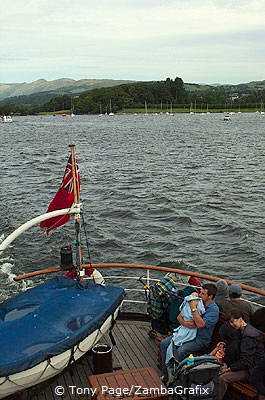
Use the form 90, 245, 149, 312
224, 114, 231, 121
144, 100, 148, 115
70, 97, 75, 117
1, 115, 13, 123
98, 103, 103, 116
109, 99, 114, 116
169, 102, 174, 116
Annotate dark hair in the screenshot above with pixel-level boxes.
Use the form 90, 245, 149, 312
230, 292, 241, 299
229, 309, 245, 321
202, 283, 217, 299
251, 307, 265, 333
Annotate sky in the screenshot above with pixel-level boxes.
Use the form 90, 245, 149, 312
1, 0, 265, 84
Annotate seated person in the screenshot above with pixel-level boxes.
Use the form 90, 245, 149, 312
249, 355, 265, 400
167, 276, 202, 330
215, 279, 229, 308
173, 292, 205, 345
160, 283, 219, 381
216, 309, 265, 400
218, 284, 253, 322
218, 323, 241, 366
251, 307, 265, 333
165, 292, 205, 368
250, 308, 265, 400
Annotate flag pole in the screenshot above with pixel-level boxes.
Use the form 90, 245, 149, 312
69, 144, 83, 274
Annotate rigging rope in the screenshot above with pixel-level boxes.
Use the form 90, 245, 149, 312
81, 211, 93, 268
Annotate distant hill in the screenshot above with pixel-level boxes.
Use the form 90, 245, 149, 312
1, 78, 264, 109
0, 78, 135, 102
184, 80, 265, 92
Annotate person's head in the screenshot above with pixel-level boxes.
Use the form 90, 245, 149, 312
188, 276, 202, 288
251, 307, 265, 333
229, 284, 242, 299
199, 283, 217, 305
229, 309, 247, 330
215, 279, 229, 302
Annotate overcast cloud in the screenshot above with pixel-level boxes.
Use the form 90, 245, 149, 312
1, 0, 264, 84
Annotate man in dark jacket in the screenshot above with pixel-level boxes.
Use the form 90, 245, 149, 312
217, 309, 265, 400
249, 355, 265, 399
218, 284, 253, 322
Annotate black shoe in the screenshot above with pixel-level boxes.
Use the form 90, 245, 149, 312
148, 329, 157, 339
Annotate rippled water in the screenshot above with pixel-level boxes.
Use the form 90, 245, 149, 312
1, 113, 265, 303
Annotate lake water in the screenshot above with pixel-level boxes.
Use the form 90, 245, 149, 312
1, 112, 265, 303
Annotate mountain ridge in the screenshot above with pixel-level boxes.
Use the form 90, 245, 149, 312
0, 77, 264, 105
0, 78, 135, 101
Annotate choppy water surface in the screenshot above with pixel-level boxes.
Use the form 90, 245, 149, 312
1, 113, 265, 303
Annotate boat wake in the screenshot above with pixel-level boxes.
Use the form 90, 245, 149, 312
0, 262, 16, 281
0, 262, 31, 300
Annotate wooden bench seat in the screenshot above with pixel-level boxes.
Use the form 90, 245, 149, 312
227, 382, 258, 400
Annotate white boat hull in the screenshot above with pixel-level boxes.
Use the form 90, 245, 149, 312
0, 116, 13, 123
0, 306, 121, 399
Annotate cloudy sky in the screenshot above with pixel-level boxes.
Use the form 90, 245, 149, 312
1, 0, 264, 84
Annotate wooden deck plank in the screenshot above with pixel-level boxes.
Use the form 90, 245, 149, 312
112, 324, 142, 369
20, 320, 158, 400
123, 323, 158, 369
122, 324, 156, 368
74, 355, 93, 387
14, 316, 258, 400
117, 325, 148, 368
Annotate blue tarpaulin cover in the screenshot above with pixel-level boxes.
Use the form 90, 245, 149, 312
0, 276, 125, 377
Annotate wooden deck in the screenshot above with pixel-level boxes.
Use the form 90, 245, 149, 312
7, 317, 260, 400
16, 319, 159, 400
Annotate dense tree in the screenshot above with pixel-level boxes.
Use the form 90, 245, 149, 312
1, 77, 265, 115
67, 77, 188, 114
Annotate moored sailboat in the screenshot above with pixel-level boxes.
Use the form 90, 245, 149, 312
70, 97, 75, 117
0, 115, 13, 123
109, 99, 114, 116
144, 100, 148, 115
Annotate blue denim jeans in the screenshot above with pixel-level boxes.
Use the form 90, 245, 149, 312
160, 335, 207, 377
160, 335, 173, 377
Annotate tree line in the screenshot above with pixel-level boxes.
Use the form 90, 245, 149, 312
1, 77, 265, 115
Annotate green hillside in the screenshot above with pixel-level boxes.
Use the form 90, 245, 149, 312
1, 77, 265, 115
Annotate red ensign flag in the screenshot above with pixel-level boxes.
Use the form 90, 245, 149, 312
40, 154, 81, 234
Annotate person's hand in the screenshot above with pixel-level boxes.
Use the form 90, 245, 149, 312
220, 365, 231, 374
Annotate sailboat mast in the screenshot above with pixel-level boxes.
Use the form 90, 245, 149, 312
69, 144, 83, 271
145, 100, 148, 114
